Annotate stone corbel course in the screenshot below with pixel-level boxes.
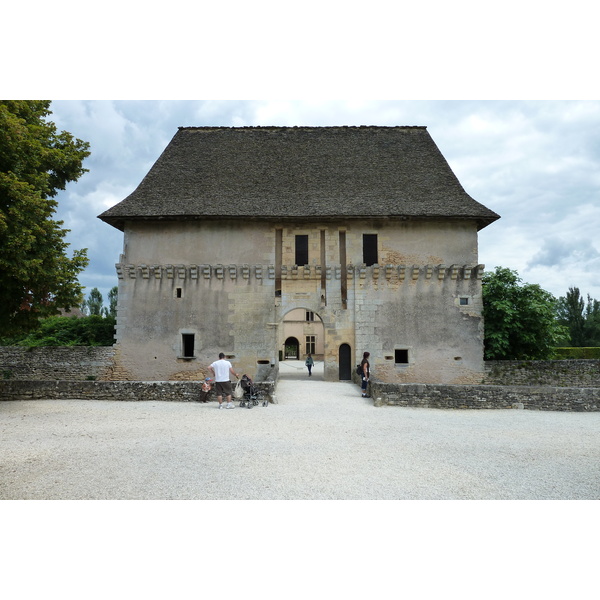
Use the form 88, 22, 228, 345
116, 263, 486, 282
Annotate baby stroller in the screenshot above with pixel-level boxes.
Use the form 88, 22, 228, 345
239, 374, 268, 408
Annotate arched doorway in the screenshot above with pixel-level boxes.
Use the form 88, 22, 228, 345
284, 337, 300, 359
339, 343, 352, 380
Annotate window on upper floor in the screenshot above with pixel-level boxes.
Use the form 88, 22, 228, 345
363, 234, 378, 266
295, 234, 309, 266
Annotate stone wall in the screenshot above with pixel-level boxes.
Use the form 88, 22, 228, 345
484, 359, 600, 387
0, 346, 115, 381
369, 381, 600, 411
0, 379, 276, 404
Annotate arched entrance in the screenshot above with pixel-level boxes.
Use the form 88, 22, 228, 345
339, 343, 352, 380
284, 337, 300, 359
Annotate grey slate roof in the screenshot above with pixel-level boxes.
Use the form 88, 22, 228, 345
98, 126, 500, 231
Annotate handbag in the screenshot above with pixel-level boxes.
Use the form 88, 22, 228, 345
233, 380, 244, 399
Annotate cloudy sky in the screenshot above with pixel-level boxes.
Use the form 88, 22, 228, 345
47, 99, 600, 306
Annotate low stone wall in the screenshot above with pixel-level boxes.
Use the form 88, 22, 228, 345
369, 381, 600, 411
0, 380, 276, 404
0, 346, 115, 381
484, 359, 600, 387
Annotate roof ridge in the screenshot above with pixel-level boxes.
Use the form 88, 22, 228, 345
177, 125, 428, 131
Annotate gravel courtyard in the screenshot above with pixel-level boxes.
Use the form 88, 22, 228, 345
1, 362, 599, 500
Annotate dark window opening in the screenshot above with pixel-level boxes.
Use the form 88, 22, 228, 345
459, 297, 469, 306
363, 234, 378, 266
295, 235, 309, 266
395, 349, 409, 364
306, 311, 315, 322
306, 335, 316, 355
182, 334, 195, 358
176, 288, 182, 298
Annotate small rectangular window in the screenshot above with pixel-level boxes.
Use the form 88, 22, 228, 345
182, 334, 195, 358
295, 234, 309, 266
306, 335, 316, 355
176, 288, 182, 298
306, 311, 315, 322
459, 297, 469, 306
363, 234, 378, 266
395, 349, 409, 364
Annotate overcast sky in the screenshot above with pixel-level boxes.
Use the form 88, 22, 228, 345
47, 100, 600, 305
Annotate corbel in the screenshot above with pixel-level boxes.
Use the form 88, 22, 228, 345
229, 265, 238, 279
177, 264, 186, 279
267, 265, 275, 279
425, 265, 433, 280
281, 265, 288, 280
347, 264, 354, 280
385, 264, 394, 280
437, 264, 446, 280
411, 265, 420, 280
303, 265, 311, 279
215, 264, 224, 279
359, 265, 367, 279
140, 264, 150, 279
165, 265, 175, 279
326, 266, 333, 280
476, 264, 485, 280
128, 264, 137, 279
202, 265, 212, 279
450, 264, 459, 280
242, 264, 250, 279
463, 265, 474, 280
291, 265, 298, 279
153, 265, 162, 279
189, 265, 198, 280
116, 264, 124, 279
255, 265, 263, 279
398, 265, 406, 281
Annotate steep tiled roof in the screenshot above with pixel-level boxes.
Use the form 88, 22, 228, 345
99, 126, 500, 230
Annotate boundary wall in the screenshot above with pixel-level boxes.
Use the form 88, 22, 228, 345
0, 380, 276, 404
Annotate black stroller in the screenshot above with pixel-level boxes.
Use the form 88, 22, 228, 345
239, 374, 268, 408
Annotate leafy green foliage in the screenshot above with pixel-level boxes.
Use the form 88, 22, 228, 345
0, 315, 115, 346
556, 287, 600, 347
553, 347, 600, 359
482, 267, 567, 360
0, 100, 90, 336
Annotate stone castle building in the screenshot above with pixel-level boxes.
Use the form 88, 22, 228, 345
99, 126, 499, 383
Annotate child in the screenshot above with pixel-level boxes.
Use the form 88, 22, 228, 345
199, 377, 212, 403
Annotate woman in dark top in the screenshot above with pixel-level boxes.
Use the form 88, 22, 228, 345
360, 351, 370, 398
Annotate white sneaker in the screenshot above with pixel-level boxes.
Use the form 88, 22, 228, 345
219, 404, 224, 409
226, 402, 235, 409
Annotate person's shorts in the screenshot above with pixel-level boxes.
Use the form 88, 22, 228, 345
215, 381, 233, 396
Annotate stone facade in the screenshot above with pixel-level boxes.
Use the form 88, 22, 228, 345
111, 219, 487, 383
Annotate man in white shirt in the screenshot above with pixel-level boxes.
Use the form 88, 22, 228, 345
209, 352, 240, 409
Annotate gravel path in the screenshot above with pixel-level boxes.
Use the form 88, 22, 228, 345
2, 364, 599, 500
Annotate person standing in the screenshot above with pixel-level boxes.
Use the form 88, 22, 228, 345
360, 351, 370, 398
209, 352, 240, 409
305, 353, 314, 376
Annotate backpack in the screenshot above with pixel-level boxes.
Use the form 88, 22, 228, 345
356, 364, 362, 375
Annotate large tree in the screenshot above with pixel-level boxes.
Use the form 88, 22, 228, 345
556, 287, 600, 347
0, 101, 90, 336
482, 266, 567, 360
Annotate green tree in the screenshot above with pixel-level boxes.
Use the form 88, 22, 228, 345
0, 100, 90, 336
557, 288, 600, 346
107, 286, 118, 318
1, 314, 115, 346
482, 267, 567, 360
83, 287, 104, 316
